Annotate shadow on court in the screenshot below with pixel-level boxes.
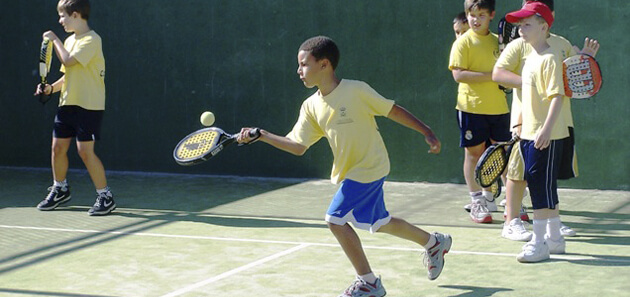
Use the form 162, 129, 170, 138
439, 285, 513, 297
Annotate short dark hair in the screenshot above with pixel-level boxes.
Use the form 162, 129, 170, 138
464, 0, 496, 14
58, 0, 90, 20
454, 12, 468, 24
298, 36, 340, 70
525, 0, 554, 11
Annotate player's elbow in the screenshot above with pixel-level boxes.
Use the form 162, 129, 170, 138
292, 145, 308, 156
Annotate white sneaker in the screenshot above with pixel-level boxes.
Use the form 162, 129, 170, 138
470, 200, 492, 223
544, 235, 566, 254
517, 241, 550, 263
499, 198, 507, 207
502, 218, 533, 241
560, 224, 576, 237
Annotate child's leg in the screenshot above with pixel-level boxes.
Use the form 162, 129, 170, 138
51, 137, 72, 182
328, 222, 372, 276
376, 217, 430, 245
76, 140, 108, 189
463, 143, 485, 193
505, 179, 527, 222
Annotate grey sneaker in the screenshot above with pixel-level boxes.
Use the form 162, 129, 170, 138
424, 232, 452, 280
88, 191, 116, 216
517, 240, 550, 263
338, 276, 386, 297
37, 186, 71, 210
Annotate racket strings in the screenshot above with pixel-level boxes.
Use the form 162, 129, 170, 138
176, 131, 219, 159
479, 149, 507, 186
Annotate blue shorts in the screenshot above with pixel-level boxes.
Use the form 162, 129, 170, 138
54, 106, 104, 141
325, 177, 391, 233
456, 111, 511, 147
521, 139, 563, 210
558, 127, 578, 180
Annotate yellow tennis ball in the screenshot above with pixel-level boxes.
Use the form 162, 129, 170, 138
200, 111, 215, 126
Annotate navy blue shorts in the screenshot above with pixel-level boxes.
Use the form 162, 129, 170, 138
325, 177, 391, 233
456, 111, 511, 147
54, 106, 104, 141
521, 139, 564, 210
558, 127, 578, 180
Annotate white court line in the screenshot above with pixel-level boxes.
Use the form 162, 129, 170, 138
2, 224, 629, 264
159, 243, 310, 297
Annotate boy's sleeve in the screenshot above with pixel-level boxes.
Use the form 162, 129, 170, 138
448, 38, 467, 70
357, 82, 395, 117
70, 35, 100, 66
495, 40, 522, 73
286, 101, 324, 149
544, 56, 565, 100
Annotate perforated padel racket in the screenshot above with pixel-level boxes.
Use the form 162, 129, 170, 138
173, 127, 260, 166
497, 17, 520, 94
475, 137, 518, 188
563, 54, 603, 99
38, 38, 54, 104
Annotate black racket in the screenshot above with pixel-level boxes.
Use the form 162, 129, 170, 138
497, 17, 520, 94
173, 127, 260, 166
475, 137, 518, 188
38, 38, 54, 104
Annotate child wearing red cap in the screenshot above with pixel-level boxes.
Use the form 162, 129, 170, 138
504, 2, 570, 263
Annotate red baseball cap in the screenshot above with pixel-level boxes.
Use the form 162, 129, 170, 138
506, 1, 554, 27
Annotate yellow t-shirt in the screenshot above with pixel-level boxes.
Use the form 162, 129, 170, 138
520, 48, 569, 141
448, 30, 508, 115
286, 79, 395, 184
59, 30, 106, 110
495, 34, 576, 127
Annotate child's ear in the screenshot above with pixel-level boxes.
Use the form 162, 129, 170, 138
490, 11, 496, 20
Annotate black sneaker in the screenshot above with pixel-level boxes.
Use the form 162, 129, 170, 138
88, 191, 116, 216
37, 186, 72, 210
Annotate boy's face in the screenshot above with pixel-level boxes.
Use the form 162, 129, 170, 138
453, 21, 470, 39
467, 7, 495, 34
296, 50, 325, 89
57, 9, 80, 33
517, 16, 548, 43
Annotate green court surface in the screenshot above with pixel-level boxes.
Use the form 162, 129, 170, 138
0, 167, 628, 297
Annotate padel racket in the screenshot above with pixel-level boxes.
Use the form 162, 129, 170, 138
173, 127, 260, 166
38, 38, 54, 104
475, 137, 518, 188
563, 54, 603, 99
498, 17, 519, 94
490, 178, 502, 199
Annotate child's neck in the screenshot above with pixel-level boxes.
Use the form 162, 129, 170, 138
317, 75, 341, 97
529, 38, 550, 54
73, 22, 91, 36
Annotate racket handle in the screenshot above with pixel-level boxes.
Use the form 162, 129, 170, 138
37, 84, 51, 104
248, 128, 261, 140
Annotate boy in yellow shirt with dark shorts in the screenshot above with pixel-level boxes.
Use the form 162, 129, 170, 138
34, 0, 115, 216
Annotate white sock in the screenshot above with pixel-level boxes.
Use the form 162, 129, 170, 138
482, 190, 493, 201
54, 179, 68, 190
532, 219, 546, 243
359, 272, 378, 284
423, 233, 437, 250
546, 217, 562, 241
470, 191, 483, 202
96, 187, 110, 195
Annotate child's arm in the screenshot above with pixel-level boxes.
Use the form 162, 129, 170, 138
237, 128, 308, 156
386, 104, 441, 154
492, 67, 522, 89
42, 31, 79, 67
534, 95, 563, 150
573, 37, 600, 57
451, 68, 494, 84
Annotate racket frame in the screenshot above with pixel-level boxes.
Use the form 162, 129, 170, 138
563, 54, 603, 99
173, 127, 260, 166
38, 38, 53, 104
475, 138, 518, 188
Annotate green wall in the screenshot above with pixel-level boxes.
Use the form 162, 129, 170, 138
1, 1, 628, 190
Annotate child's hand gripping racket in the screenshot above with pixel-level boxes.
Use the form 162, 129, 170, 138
173, 127, 261, 166
563, 54, 603, 99
37, 38, 54, 104
475, 137, 519, 188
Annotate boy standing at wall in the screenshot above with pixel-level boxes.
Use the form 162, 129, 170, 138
493, 0, 600, 241
34, 0, 115, 216
449, 0, 510, 223
453, 12, 470, 39
504, 2, 569, 262
237, 36, 451, 297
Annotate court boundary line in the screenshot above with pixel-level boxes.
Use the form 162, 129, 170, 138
2, 224, 628, 264
159, 244, 310, 297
